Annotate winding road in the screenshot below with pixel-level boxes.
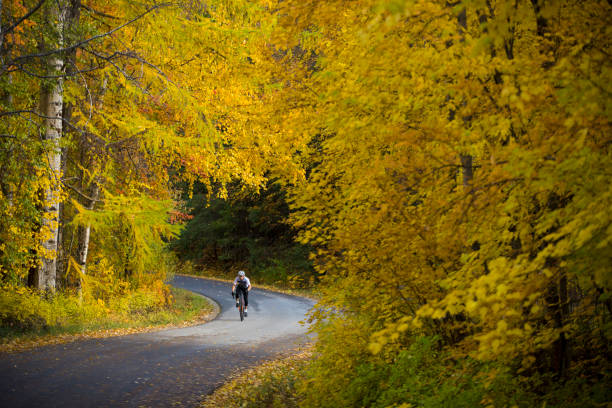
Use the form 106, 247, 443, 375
0, 275, 314, 408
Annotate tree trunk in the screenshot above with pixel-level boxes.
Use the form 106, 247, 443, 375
56, 200, 65, 288
74, 67, 106, 292
1, 0, 14, 207
460, 154, 473, 187
36, 1, 68, 291
447, 3, 473, 191
57, 0, 81, 289
76, 182, 99, 293
546, 270, 570, 379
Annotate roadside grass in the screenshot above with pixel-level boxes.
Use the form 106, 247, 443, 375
0, 286, 217, 353
201, 347, 312, 408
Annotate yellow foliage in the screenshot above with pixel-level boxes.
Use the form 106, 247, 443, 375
270, 0, 611, 388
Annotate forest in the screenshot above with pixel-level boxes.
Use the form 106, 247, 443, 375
1, 0, 610, 407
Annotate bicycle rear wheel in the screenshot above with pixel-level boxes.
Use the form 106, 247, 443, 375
239, 291, 244, 321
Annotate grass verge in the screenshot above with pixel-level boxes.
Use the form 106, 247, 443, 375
0, 286, 217, 354
201, 347, 312, 408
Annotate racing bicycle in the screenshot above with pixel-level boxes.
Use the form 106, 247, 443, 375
233, 289, 246, 321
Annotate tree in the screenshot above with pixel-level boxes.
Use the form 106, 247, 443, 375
35, 0, 74, 290
172, 178, 313, 286
1, 0, 302, 291
266, 0, 611, 405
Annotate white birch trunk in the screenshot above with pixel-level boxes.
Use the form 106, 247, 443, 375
75, 74, 105, 292
36, 1, 68, 291
76, 183, 99, 280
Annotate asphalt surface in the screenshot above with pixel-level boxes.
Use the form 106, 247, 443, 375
0, 275, 314, 408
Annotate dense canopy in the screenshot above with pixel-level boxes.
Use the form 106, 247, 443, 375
1, 0, 610, 406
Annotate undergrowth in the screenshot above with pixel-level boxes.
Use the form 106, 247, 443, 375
201, 348, 311, 408
0, 285, 214, 348
201, 336, 611, 408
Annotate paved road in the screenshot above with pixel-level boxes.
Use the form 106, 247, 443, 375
0, 275, 314, 408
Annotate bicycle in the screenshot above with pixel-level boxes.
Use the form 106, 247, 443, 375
233, 289, 246, 321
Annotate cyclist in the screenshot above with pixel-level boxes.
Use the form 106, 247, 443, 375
232, 270, 251, 317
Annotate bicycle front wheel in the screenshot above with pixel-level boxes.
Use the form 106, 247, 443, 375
239, 291, 244, 321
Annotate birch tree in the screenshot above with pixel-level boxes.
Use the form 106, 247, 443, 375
35, 0, 69, 290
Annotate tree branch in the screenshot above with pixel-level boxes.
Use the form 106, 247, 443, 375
6, 3, 172, 66
0, 0, 47, 37
0, 109, 93, 142
80, 3, 120, 20
64, 182, 100, 203
9, 62, 105, 79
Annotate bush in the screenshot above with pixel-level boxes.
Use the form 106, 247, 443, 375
0, 279, 198, 342
0, 288, 33, 330
0, 286, 107, 335
202, 350, 311, 408
111, 289, 164, 316
0, 287, 49, 333
296, 332, 611, 408
367, 337, 486, 408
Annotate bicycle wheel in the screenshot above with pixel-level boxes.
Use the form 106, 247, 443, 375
239, 291, 244, 321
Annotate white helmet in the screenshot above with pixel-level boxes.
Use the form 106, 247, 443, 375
238, 270, 246, 277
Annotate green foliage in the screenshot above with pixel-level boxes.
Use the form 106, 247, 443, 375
362, 337, 504, 408
296, 315, 379, 407
172, 179, 314, 287
348, 337, 486, 408
71, 192, 179, 280
209, 332, 610, 408
296, 332, 611, 408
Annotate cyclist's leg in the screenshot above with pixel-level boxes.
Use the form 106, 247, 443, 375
236, 286, 244, 304
242, 288, 248, 316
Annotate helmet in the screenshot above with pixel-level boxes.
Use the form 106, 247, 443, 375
238, 270, 246, 277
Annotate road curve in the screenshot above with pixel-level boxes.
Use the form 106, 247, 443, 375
0, 275, 314, 408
